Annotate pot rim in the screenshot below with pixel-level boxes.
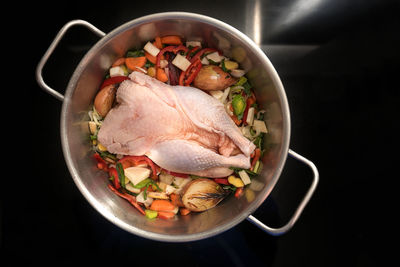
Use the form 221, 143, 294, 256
60, 12, 291, 242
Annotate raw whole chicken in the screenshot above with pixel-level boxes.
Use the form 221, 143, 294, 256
98, 71, 255, 177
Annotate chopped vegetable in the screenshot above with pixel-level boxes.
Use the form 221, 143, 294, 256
144, 41, 160, 57
150, 199, 176, 212
180, 208, 191, 216
112, 57, 126, 67
145, 209, 158, 219
160, 35, 182, 45
125, 56, 147, 70
157, 211, 175, 219
246, 107, 255, 125
250, 148, 261, 171
238, 170, 251, 185
145, 52, 157, 65
156, 67, 168, 83
232, 94, 246, 119
253, 119, 268, 133
186, 41, 202, 48
172, 53, 192, 71
124, 166, 151, 186
154, 37, 163, 49
206, 51, 223, 63
179, 58, 202, 86
228, 175, 244, 187
109, 66, 126, 77
223, 60, 239, 70
100, 76, 129, 90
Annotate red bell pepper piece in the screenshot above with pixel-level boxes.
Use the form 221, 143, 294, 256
94, 153, 109, 171
156, 45, 189, 68
189, 48, 219, 63
242, 95, 256, 126
118, 156, 158, 179
186, 46, 201, 60
214, 178, 230, 185
179, 58, 202, 86
107, 184, 145, 215
100, 76, 129, 90
163, 169, 190, 178
108, 167, 120, 189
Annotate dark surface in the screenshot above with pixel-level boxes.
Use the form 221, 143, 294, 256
3, 0, 399, 265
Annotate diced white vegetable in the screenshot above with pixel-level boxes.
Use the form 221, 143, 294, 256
230, 69, 246, 78
159, 59, 169, 68
109, 66, 126, 77
147, 191, 169, 199
159, 173, 174, 185
210, 90, 224, 100
206, 51, 223, 63
238, 170, 251, 185
186, 41, 202, 48
136, 191, 154, 206
173, 177, 191, 187
124, 167, 151, 185
165, 184, 177, 195
125, 183, 141, 194
143, 41, 160, 57
220, 87, 231, 104
201, 56, 210, 65
172, 53, 192, 71
172, 177, 191, 194
246, 107, 255, 126
253, 119, 268, 133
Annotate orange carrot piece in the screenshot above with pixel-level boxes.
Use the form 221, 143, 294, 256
157, 211, 175, 219
231, 115, 242, 126
170, 193, 185, 207
160, 35, 182, 45
125, 56, 146, 70
180, 208, 191, 216
154, 37, 163, 49
150, 199, 176, 212
156, 68, 169, 83
112, 57, 126, 67
145, 52, 157, 64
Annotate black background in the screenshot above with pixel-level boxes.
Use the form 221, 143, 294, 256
2, 0, 399, 266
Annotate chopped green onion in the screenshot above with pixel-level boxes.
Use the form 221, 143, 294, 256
126, 50, 145, 58
116, 163, 126, 189
232, 94, 246, 119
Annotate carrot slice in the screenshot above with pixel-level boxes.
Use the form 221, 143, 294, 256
160, 35, 182, 45
170, 193, 185, 207
150, 199, 176, 211
112, 57, 126, 67
154, 37, 163, 49
157, 211, 175, 219
125, 56, 146, 70
180, 208, 191, 216
145, 52, 157, 64
156, 68, 168, 83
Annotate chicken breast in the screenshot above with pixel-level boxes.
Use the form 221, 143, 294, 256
97, 71, 255, 177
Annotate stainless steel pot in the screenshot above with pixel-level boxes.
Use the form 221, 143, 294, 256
36, 12, 318, 242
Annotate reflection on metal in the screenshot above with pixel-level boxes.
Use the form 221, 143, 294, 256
245, 0, 262, 45
273, 0, 323, 34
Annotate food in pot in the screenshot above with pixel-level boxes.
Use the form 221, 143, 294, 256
89, 35, 268, 219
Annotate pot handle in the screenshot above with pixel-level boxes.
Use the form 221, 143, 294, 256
246, 149, 319, 235
36, 20, 106, 101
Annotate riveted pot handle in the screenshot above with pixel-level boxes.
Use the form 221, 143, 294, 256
247, 149, 319, 235
36, 20, 106, 101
